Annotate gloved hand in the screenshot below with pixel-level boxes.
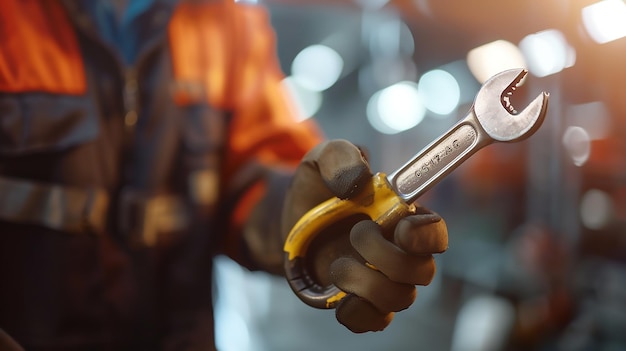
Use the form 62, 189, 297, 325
281, 139, 448, 333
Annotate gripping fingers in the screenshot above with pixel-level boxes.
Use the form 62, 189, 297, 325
394, 212, 448, 256
335, 294, 393, 333
330, 257, 416, 313
351, 220, 437, 286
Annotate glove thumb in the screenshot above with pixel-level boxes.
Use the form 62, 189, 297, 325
281, 139, 372, 238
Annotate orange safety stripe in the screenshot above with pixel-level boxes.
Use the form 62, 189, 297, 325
168, 2, 229, 106
0, 1, 86, 94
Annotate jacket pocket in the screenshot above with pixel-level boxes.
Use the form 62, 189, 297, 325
0, 93, 106, 233
0, 92, 98, 155
180, 103, 227, 208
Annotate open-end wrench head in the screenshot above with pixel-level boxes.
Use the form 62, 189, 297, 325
474, 68, 549, 142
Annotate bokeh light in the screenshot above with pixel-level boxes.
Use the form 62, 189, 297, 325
367, 17, 415, 59
562, 126, 591, 166
291, 44, 344, 91
418, 69, 461, 116
467, 40, 527, 83
580, 189, 614, 230
367, 81, 425, 134
281, 76, 323, 121
519, 29, 576, 77
566, 101, 611, 140
451, 295, 515, 351
582, 0, 626, 44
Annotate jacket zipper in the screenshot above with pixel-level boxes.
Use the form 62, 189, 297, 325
122, 68, 139, 136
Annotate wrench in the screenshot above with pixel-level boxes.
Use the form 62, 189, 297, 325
284, 68, 549, 309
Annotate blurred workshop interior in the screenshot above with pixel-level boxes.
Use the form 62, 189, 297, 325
214, 1, 626, 350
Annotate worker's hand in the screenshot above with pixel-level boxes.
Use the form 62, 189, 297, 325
281, 139, 448, 333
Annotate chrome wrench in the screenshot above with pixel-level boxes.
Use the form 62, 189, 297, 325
285, 68, 549, 309
387, 68, 549, 202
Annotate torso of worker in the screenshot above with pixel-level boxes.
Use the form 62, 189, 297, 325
0, 1, 321, 349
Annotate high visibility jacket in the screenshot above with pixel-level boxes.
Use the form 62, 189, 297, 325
0, 0, 322, 349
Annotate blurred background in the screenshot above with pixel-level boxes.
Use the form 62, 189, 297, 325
214, 0, 626, 350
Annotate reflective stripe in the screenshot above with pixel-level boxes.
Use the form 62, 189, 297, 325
0, 177, 108, 233
118, 189, 190, 247
0, 177, 192, 245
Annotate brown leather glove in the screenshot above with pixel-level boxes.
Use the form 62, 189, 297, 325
281, 139, 448, 333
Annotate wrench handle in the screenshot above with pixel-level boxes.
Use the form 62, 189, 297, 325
283, 173, 415, 309
387, 113, 493, 204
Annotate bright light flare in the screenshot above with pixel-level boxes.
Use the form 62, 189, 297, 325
467, 40, 527, 83
582, 0, 626, 44
367, 81, 425, 134
418, 69, 460, 116
519, 29, 576, 77
291, 44, 344, 92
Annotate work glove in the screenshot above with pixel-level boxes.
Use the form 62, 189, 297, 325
281, 139, 448, 333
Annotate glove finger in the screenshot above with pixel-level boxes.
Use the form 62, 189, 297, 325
305, 216, 357, 287
351, 220, 437, 286
394, 209, 448, 256
330, 257, 416, 313
335, 294, 393, 333
281, 140, 371, 237
304, 139, 371, 199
